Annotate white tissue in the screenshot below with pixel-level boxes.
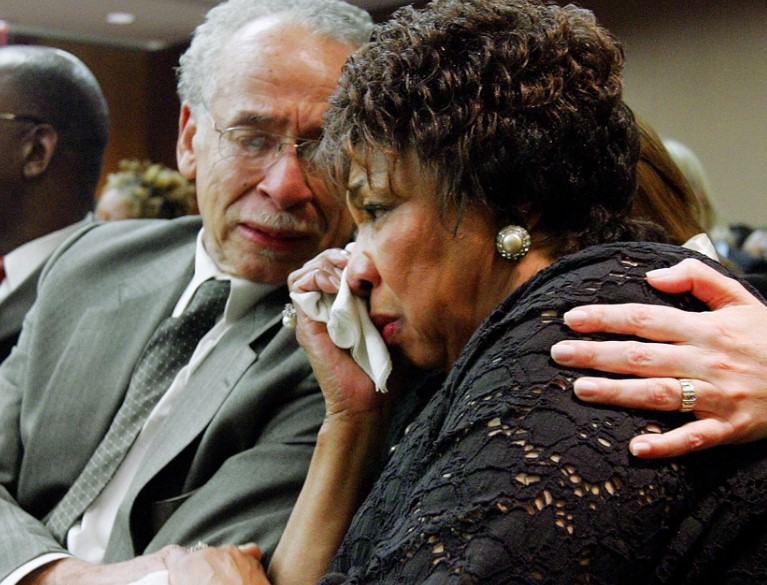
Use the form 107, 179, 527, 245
290, 265, 392, 393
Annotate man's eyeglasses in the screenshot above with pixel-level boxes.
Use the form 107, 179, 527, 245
0, 112, 49, 125
208, 114, 322, 175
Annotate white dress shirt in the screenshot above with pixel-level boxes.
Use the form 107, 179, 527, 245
1, 229, 277, 585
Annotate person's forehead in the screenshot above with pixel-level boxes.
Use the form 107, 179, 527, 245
210, 17, 353, 130
348, 150, 435, 198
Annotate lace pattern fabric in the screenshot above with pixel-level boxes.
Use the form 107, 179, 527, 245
321, 242, 767, 584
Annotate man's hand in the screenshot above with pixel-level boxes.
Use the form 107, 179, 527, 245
20, 546, 182, 585
550, 258, 767, 458
167, 544, 269, 585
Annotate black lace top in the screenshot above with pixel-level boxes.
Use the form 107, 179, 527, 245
320, 242, 767, 585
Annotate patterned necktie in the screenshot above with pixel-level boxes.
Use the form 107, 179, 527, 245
46, 278, 231, 542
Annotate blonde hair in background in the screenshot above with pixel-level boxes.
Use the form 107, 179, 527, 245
631, 117, 704, 245
662, 138, 718, 233
98, 159, 197, 220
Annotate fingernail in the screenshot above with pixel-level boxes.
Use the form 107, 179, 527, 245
550, 342, 575, 363
572, 379, 599, 397
630, 441, 652, 457
562, 309, 588, 327
645, 267, 670, 280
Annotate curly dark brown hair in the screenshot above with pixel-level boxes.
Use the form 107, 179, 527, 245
321, 0, 665, 256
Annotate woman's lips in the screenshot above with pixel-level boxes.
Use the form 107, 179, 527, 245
371, 314, 398, 344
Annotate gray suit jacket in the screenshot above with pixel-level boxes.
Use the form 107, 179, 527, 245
0, 217, 323, 578
0, 265, 41, 362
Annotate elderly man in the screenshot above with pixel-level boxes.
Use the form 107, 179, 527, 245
0, 1, 371, 584
0, 46, 109, 362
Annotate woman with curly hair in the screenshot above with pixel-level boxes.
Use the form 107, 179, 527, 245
167, 1, 767, 583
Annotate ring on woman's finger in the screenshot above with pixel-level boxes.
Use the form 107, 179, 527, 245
679, 378, 697, 413
281, 303, 297, 329
188, 541, 208, 552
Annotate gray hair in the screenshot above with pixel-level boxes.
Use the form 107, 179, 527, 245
177, 0, 372, 111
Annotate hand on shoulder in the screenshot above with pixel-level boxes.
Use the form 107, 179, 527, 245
550, 258, 767, 458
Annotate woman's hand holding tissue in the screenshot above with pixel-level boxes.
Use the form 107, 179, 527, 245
288, 247, 349, 295
288, 247, 387, 419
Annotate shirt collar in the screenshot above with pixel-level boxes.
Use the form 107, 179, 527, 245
173, 229, 279, 322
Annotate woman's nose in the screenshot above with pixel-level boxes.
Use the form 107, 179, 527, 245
346, 247, 379, 297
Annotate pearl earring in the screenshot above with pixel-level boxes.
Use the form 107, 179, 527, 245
495, 225, 531, 261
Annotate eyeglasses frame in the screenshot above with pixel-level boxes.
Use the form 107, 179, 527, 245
0, 112, 50, 125
205, 111, 321, 174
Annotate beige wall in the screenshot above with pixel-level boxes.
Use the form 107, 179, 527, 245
582, 0, 767, 227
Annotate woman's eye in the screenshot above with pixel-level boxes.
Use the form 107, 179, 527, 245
361, 204, 389, 221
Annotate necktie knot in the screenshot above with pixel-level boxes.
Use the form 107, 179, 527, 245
182, 278, 231, 327
147, 278, 231, 357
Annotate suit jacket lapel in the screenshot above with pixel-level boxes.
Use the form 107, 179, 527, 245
0, 266, 41, 339
104, 287, 287, 557
129, 289, 286, 488
73, 252, 195, 434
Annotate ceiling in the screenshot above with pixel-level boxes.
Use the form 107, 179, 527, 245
0, 0, 413, 51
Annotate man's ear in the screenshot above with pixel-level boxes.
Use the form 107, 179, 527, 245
21, 125, 58, 180
177, 103, 198, 180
